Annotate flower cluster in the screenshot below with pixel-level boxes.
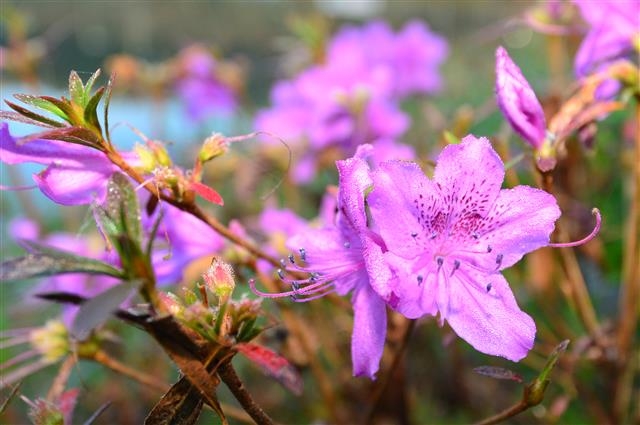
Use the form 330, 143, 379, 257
254, 20, 447, 182
254, 136, 565, 378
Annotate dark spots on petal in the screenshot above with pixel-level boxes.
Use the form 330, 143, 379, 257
487, 245, 493, 253
417, 275, 424, 285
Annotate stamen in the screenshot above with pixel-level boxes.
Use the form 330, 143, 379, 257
411, 232, 418, 238
487, 245, 493, 253
288, 254, 295, 264
277, 269, 285, 280
548, 208, 602, 248
299, 248, 307, 262
486, 282, 492, 292
430, 232, 438, 240
471, 231, 480, 240
280, 259, 287, 268
417, 275, 424, 285
495, 254, 503, 268
436, 256, 444, 270
343, 241, 351, 248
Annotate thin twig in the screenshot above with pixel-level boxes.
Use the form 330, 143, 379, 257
474, 399, 530, 425
364, 318, 416, 424
540, 173, 603, 346
218, 361, 274, 425
91, 350, 170, 393
613, 98, 640, 422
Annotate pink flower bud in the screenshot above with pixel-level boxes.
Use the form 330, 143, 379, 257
495, 46, 547, 149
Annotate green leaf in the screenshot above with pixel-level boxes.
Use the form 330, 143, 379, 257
13, 94, 68, 121
71, 280, 138, 340
105, 173, 142, 247
83, 87, 105, 133
19, 126, 103, 148
83, 70, 102, 102
104, 74, 114, 143
69, 71, 86, 107
0, 242, 124, 282
39, 96, 77, 124
3, 100, 66, 128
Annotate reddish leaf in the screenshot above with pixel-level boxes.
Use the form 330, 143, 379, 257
190, 181, 224, 206
236, 343, 302, 395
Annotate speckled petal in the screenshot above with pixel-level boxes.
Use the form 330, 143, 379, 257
445, 269, 536, 362
433, 136, 505, 223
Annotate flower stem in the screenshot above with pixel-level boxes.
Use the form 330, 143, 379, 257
613, 98, 640, 422
91, 350, 170, 393
104, 148, 282, 268
474, 399, 530, 425
218, 361, 274, 425
46, 355, 76, 402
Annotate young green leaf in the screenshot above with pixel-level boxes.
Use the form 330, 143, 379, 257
69, 71, 86, 107
13, 94, 68, 122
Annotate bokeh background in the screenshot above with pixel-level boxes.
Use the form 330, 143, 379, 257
1, 1, 636, 424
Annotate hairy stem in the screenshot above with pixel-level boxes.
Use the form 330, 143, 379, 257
218, 361, 274, 425
104, 148, 281, 268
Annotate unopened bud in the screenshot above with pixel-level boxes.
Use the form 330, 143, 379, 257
199, 133, 228, 163
30, 320, 70, 363
203, 257, 235, 304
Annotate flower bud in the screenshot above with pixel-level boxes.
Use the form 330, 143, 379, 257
199, 133, 228, 163
495, 46, 547, 149
30, 320, 70, 363
203, 257, 235, 304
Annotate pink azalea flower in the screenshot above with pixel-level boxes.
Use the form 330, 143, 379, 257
0, 123, 137, 205
367, 136, 561, 361
495, 46, 547, 149
252, 145, 392, 378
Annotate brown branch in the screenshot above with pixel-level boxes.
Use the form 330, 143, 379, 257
218, 361, 274, 425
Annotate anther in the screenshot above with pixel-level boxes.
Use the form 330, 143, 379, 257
411, 232, 418, 238
299, 248, 307, 262
280, 259, 287, 268
288, 254, 295, 264
436, 256, 444, 268
417, 275, 424, 285
277, 269, 285, 279
430, 232, 438, 240
486, 282, 492, 292
471, 231, 480, 240
344, 241, 351, 249
487, 245, 493, 253
291, 281, 300, 291
495, 254, 503, 267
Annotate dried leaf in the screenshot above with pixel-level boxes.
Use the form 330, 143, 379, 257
145, 377, 204, 425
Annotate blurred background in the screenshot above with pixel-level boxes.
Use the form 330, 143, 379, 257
2, 1, 635, 424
